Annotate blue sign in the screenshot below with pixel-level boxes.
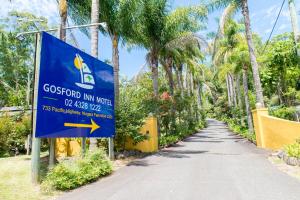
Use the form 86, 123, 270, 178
35, 32, 115, 138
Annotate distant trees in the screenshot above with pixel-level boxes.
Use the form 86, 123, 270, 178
0, 11, 48, 107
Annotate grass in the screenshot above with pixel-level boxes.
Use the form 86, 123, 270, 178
0, 153, 59, 200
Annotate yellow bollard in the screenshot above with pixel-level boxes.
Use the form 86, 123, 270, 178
55, 138, 68, 158
125, 116, 158, 152
67, 140, 81, 156
56, 138, 82, 158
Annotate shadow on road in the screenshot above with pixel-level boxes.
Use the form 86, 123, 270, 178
156, 150, 209, 159
127, 160, 156, 167
184, 140, 224, 143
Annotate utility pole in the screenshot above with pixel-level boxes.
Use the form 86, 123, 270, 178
288, 0, 300, 55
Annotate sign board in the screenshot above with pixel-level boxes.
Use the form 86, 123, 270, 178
34, 32, 115, 138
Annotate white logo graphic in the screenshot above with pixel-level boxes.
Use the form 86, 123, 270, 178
74, 54, 95, 90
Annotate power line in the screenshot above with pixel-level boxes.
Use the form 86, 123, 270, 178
262, 0, 286, 53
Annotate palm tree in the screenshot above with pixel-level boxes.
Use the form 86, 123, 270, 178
160, 33, 205, 96
58, 0, 67, 41
231, 42, 254, 133
69, 0, 137, 106
132, 1, 207, 97
129, 0, 168, 97
89, 0, 99, 151
90, 0, 99, 58
213, 18, 255, 132
213, 19, 241, 107
208, 0, 265, 107
288, 0, 300, 55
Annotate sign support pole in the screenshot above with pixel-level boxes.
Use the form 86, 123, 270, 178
49, 138, 55, 168
31, 33, 42, 184
108, 137, 114, 160
81, 137, 86, 156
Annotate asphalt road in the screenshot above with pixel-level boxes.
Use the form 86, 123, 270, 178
57, 119, 300, 200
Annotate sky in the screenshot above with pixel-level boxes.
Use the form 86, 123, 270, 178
0, 0, 299, 78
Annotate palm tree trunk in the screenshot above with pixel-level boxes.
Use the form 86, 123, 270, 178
236, 74, 242, 109
241, 0, 265, 108
165, 57, 174, 96
112, 34, 120, 106
175, 66, 181, 91
178, 64, 184, 96
190, 73, 194, 95
185, 70, 191, 95
242, 68, 254, 133
228, 73, 235, 107
231, 74, 237, 107
91, 0, 99, 57
164, 58, 176, 132
197, 82, 202, 109
226, 74, 232, 106
288, 0, 300, 55
58, 0, 67, 41
49, 0, 68, 167
89, 0, 99, 151
150, 55, 159, 97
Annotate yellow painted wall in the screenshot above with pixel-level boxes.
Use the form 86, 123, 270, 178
252, 109, 300, 150
55, 138, 68, 158
56, 138, 82, 158
125, 116, 158, 153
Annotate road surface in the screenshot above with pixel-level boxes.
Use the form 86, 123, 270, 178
57, 119, 300, 200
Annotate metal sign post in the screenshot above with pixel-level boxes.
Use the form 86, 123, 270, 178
18, 23, 115, 184
31, 33, 42, 184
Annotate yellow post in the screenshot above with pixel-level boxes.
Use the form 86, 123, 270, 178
67, 140, 81, 156
55, 138, 68, 158
252, 108, 268, 148
125, 116, 158, 153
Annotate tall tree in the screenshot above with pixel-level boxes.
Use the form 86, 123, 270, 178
231, 39, 254, 133
89, 0, 99, 151
68, 0, 138, 106
208, 0, 265, 107
90, 0, 99, 58
0, 12, 48, 106
288, 0, 300, 55
131, 1, 207, 97
58, 0, 67, 41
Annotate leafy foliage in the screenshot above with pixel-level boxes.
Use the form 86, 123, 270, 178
0, 11, 48, 106
284, 139, 300, 159
42, 149, 112, 191
269, 106, 298, 121
0, 114, 31, 156
260, 33, 300, 106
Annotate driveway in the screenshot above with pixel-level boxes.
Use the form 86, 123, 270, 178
57, 119, 300, 200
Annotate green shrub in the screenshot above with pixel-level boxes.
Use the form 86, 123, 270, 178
159, 134, 180, 147
115, 74, 206, 151
284, 140, 300, 159
42, 149, 112, 191
0, 115, 14, 155
0, 114, 32, 155
269, 106, 297, 121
